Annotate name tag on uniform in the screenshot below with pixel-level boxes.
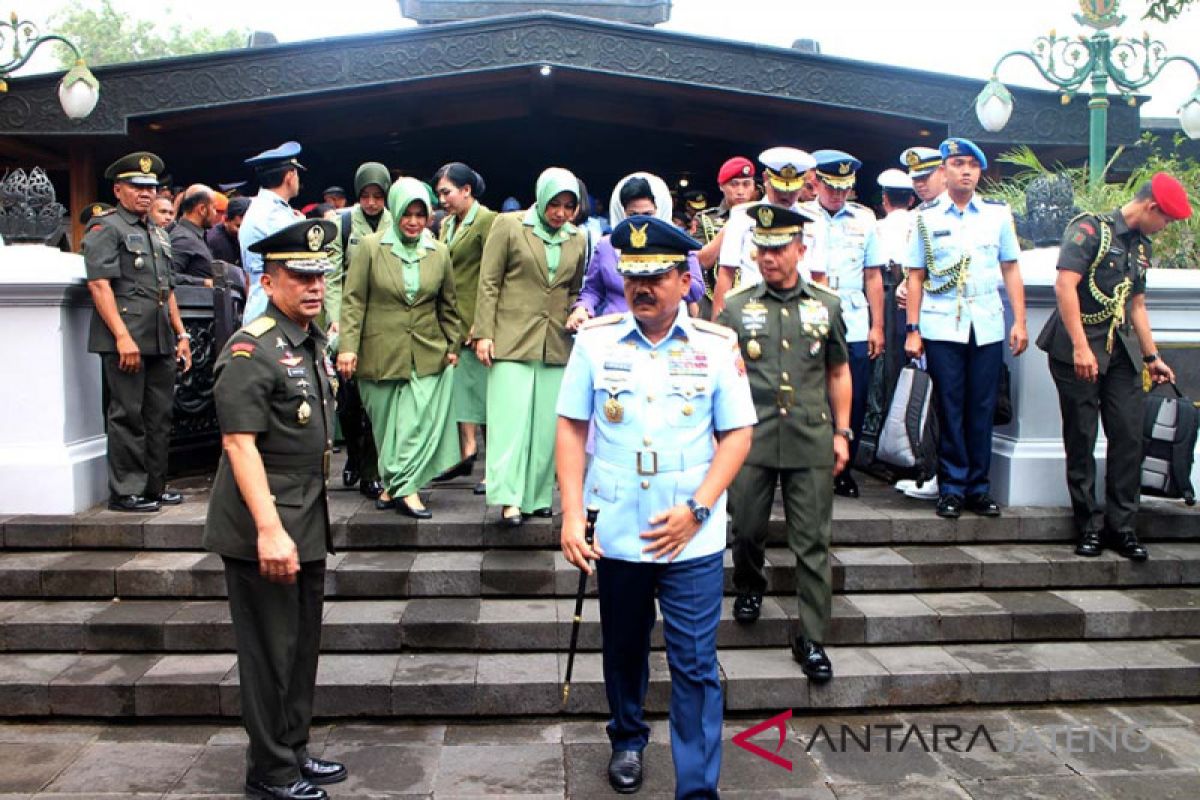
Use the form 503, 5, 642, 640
932, 229, 951, 238
124, 233, 148, 251
287, 367, 306, 377
602, 359, 633, 372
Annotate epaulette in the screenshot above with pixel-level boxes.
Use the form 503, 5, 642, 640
918, 198, 941, 211
93, 208, 116, 219
981, 197, 1007, 206
580, 313, 623, 330
724, 282, 756, 300
807, 281, 839, 298
691, 319, 736, 340
240, 316, 278, 339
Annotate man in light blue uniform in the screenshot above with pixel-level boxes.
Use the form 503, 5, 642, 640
557, 215, 755, 799
240, 141, 305, 322
803, 150, 885, 497
903, 138, 1028, 519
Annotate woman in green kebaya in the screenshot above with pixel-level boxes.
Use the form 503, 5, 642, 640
337, 177, 462, 519
473, 167, 588, 527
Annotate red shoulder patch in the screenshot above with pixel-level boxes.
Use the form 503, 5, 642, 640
89, 224, 104, 233
1078, 221, 1095, 236
230, 342, 256, 359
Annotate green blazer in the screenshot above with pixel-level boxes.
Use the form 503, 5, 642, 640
338, 232, 463, 380
440, 203, 497, 336
474, 211, 587, 366
324, 205, 393, 327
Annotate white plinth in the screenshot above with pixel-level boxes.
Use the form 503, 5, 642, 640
991, 247, 1200, 507
0, 245, 107, 514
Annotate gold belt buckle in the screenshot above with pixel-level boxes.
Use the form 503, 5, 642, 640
777, 385, 795, 408
637, 450, 658, 476
323, 449, 331, 480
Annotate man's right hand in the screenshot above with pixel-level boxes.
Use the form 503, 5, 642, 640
1073, 346, 1099, 383
336, 352, 357, 380
904, 330, 924, 360
560, 514, 603, 575
475, 338, 495, 367
117, 334, 142, 372
257, 524, 300, 584
565, 306, 591, 332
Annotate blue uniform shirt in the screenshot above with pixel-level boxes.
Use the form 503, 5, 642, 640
240, 189, 301, 322
557, 307, 757, 563
904, 191, 1020, 345
803, 201, 883, 343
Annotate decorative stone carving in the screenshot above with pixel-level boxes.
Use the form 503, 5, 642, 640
399, 0, 671, 26
1016, 174, 1079, 248
0, 167, 68, 247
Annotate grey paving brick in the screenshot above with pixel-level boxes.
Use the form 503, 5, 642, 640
1, 516, 76, 549
0, 740, 87, 793
916, 592, 1012, 642
957, 775, 1105, 800
1090, 772, 1200, 800
165, 742, 244, 796
140, 504, 206, 549
0, 553, 73, 597
1025, 642, 1124, 702
0, 654, 80, 715
720, 647, 808, 710
39, 552, 133, 597
1024, 544, 1120, 587
322, 600, 406, 650
330, 551, 414, 597
845, 594, 939, 644
314, 654, 399, 716
49, 654, 158, 717
136, 654, 236, 716
984, 591, 1084, 640
868, 645, 970, 705
832, 548, 913, 591
445, 721, 561, 745
3, 601, 108, 650
435, 743, 564, 796
553, 552, 599, 597
75, 509, 149, 548
114, 552, 212, 597
720, 595, 791, 648
960, 545, 1051, 588
481, 549, 556, 595
392, 653, 477, 715
805, 647, 890, 710
476, 653, 560, 715
317, 741, 441, 795
944, 643, 1047, 704
1092, 639, 1200, 698
1050, 589, 1156, 638
162, 601, 235, 650
402, 597, 480, 649
408, 551, 482, 596
42, 741, 201, 794
894, 546, 981, 589
1144, 542, 1200, 583
86, 599, 180, 650
479, 598, 559, 650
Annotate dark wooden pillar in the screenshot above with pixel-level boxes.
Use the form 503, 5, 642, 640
69, 144, 96, 251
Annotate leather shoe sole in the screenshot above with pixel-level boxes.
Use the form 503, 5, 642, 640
607, 750, 643, 794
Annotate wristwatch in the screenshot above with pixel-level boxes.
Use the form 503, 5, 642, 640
686, 497, 711, 525
176, 332, 191, 340
835, 428, 855, 442
1143, 352, 1160, 364
905, 323, 921, 333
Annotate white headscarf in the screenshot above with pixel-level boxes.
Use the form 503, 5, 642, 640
608, 172, 674, 228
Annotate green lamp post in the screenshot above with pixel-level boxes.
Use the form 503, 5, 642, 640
975, 0, 1200, 185
0, 11, 100, 119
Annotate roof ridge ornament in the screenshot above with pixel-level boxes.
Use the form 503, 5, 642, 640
1074, 0, 1125, 30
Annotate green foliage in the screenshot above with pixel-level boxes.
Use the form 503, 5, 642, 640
982, 134, 1200, 268
1143, 0, 1195, 22
48, 0, 245, 69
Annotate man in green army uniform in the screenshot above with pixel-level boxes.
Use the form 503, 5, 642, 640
323, 161, 394, 498
204, 219, 347, 800
84, 152, 191, 513
718, 204, 852, 683
1037, 173, 1190, 562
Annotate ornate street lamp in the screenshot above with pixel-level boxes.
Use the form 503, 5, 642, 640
0, 11, 100, 120
975, 0, 1200, 184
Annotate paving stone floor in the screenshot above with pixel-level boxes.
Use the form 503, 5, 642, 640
3, 702, 1200, 798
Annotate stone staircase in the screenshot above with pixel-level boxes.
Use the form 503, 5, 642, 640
1, 463, 1198, 720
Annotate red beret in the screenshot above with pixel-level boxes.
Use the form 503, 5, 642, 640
1151, 172, 1192, 221
717, 156, 755, 186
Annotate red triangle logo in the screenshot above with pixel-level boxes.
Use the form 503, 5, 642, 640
731, 709, 793, 771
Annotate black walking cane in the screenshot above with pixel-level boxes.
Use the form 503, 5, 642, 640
562, 505, 599, 707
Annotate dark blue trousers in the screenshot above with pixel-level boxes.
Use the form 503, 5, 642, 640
846, 340, 871, 468
597, 551, 724, 800
923, 333, 1003, 497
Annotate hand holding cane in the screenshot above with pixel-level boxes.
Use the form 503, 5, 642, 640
562, 505, 599, 707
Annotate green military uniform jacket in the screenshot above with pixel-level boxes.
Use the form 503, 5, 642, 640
83, 205, 176, 355
338, 231, 462, 380
474, 211, 587, 366
323, 205, 394, 328
440, 203, 497, 336
718, 279, 849, 469
204, 303, 336, 563
1036, 210, 1148, 374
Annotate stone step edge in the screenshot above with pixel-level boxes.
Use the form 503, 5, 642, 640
2, 589, 1199, 651
2, 639, 1196, 718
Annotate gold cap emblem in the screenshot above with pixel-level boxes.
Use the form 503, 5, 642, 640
306, 224, 324, 252
629, 223, 648, 250
779, 165, 798, 180
838, 162, 851, 175
139, 156, 153, 174
947, 140, 960, 154
92, 204, 103, 216
905, 151, 920, 167
757, 206, 775, 228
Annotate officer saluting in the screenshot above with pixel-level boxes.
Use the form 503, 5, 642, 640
1037, 173, 1189, 561
84, 151, 191, 513
204, 219, 347, 800
556, 215, 755, 798
719, 204, 852, 683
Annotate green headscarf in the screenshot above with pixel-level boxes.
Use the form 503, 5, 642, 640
533, 167, 579, 230
382, 177, 434, 302
353, 162, 392, 197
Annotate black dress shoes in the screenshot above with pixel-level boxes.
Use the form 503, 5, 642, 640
733, 593, 762, 623
1108, 530, 1149, 561
397, 498, 433, 519
607, 749, 644, 794
965, 493, 1001, 517
936, 494, 963, 519
473, 481, 487, 496
342, 466, 359, 488
432, 454, 476, 483
244, 779, 327, 800
108, 494, 161, 513
360, 479, 384, 499
530, 507, 554, 518
833, 472, 860, 498
792, 637, 833, 683
500, 507, 523, 528
374, 496, 398, 511
158, 490, 183, 505
301, 756, 347, 785
1075, 530, 1104, 557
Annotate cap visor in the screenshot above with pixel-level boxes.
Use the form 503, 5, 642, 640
766, 177, 804, 191
616, 261, 678, 278
817, 173, 855, 190
751, 232, 797, 248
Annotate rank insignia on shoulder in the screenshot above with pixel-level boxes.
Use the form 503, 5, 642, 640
807, 281, 837, 298
691, 319, 736, 340
982, 197, 1007, 206
581, 313, 623, 330
230, 342, 256, 358
918, 198, 941, 211
725, 283, 756, 300
242, 316, 278, 338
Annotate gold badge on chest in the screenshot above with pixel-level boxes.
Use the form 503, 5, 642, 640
604, 395, 624, 423
746, 339, 762, 360
297, 400, 312, 426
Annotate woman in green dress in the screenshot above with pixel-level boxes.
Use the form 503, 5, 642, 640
337, 177, 463, 519
474, 167, 588, 527
432, 162, 497, 493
